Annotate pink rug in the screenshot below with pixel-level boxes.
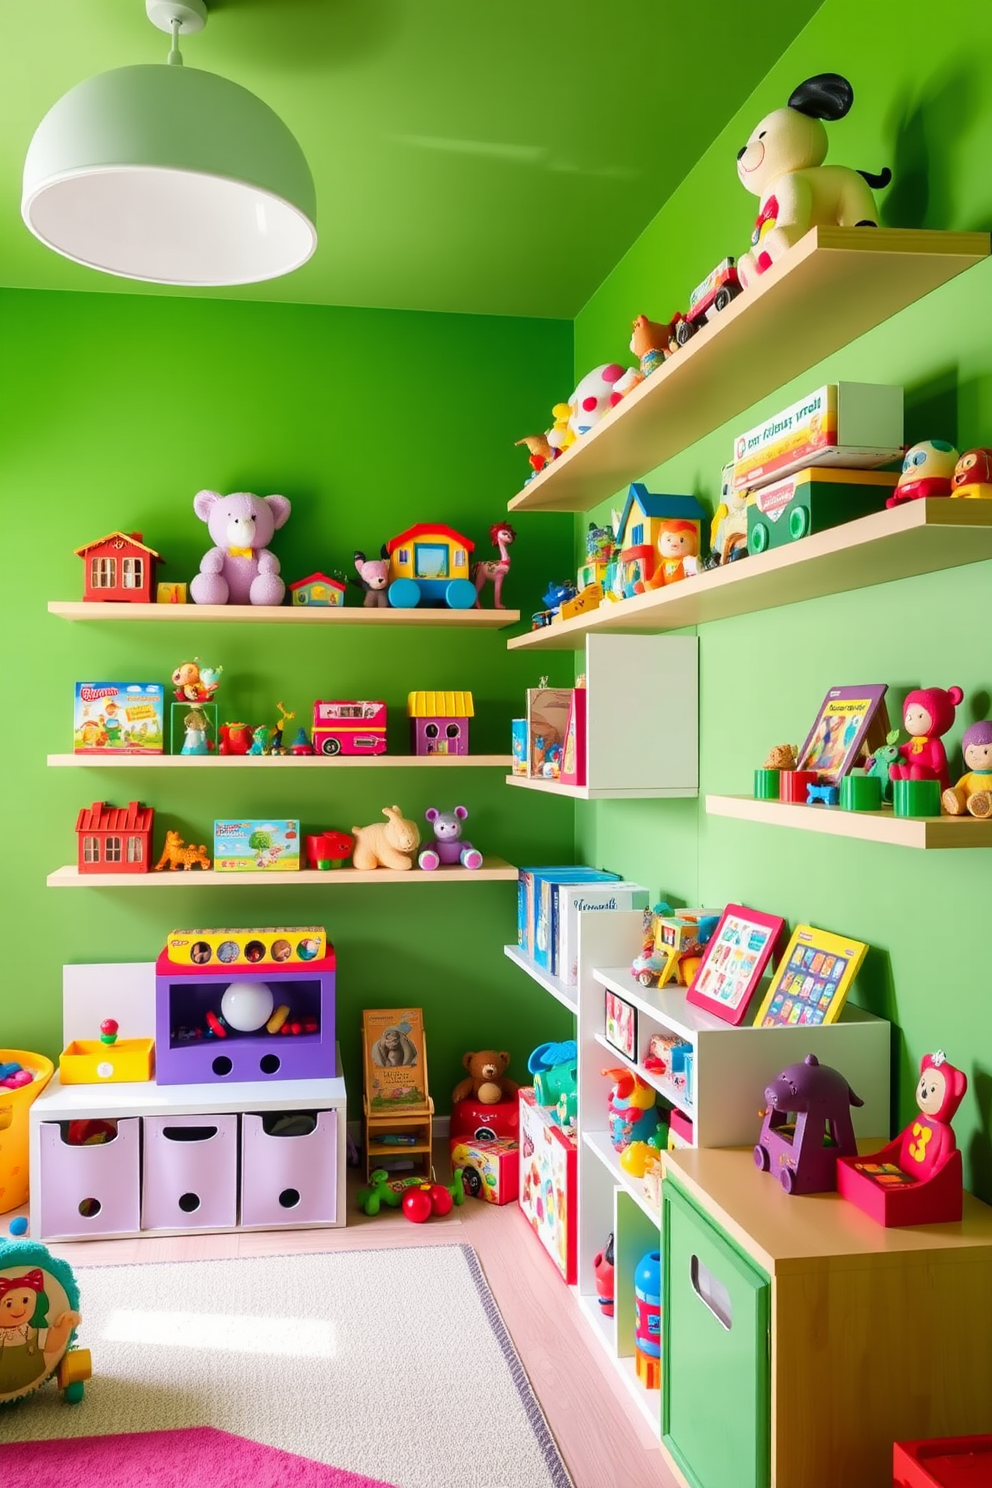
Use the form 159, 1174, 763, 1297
0, 1427, 399, 1488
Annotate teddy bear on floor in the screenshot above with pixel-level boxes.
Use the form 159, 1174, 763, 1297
190, 490, 292, 606
452, 1050, 518, 1107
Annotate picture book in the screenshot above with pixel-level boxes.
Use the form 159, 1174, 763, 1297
557, 880, 650, 986
511, 719, 529, 776
560, 688, 587, 787
363, 1008, 428, 1112
74, 682, 164, 755
214, 819, 301, 872
686, 905, 785, 1026
534, 869, 621, 969
526, 688, 573, 777
517, 866, 607, 959
753, 924, 869, 1029
795, 684, 890, 783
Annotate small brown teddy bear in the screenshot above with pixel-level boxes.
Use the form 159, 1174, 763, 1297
763, 743, 798, 770
452, 1050, 518, 1107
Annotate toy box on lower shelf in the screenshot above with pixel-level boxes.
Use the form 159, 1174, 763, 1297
519, 1087, 577, 1283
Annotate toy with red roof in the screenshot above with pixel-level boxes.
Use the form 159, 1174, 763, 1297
76, 801, 154, 875
288, 573, 346, 607
385, 525, 477, 609
75, 532, 161, 604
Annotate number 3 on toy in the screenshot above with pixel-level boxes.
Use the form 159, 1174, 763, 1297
908, 1120, 932, 1165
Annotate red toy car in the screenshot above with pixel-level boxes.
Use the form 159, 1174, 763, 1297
674, 257, 742, 346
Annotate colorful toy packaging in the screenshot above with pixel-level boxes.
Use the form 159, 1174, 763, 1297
164, 926, 327, 965
732, 383, 903, 492
519, 1088, 576, 1283
73, 682, 164, 755
449, 1136, 519, 1205
213, 819, 300, 871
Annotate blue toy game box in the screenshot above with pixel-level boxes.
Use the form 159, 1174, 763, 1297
214, 819, 301, 872
73, 682, 164, 755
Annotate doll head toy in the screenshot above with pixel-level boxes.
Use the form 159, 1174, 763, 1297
951, 446, 992, 499
735, 73, 891, 288
886, 440, 960, 507
942, 719, 992, 818
890, 684, 964, 794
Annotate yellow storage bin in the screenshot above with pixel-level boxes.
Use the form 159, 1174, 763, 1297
59, 1038, 155, 1085
0, 1048, 54, 1214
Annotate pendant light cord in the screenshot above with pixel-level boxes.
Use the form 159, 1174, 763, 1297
167, 16, 184, 66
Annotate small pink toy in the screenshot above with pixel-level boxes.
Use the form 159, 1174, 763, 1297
418, 807, 483, 871
353, 549, 390, 608
886, 440, 959, 507
472, 522, 517, 610
889, 685, 964, 795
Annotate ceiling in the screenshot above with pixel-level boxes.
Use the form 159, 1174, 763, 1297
0, 0, 823, 319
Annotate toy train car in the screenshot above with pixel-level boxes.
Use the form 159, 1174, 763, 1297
746, 467, 900, 555
384, 524, 477, 609
312, 700, 387, 756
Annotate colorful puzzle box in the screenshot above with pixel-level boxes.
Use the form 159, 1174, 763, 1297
213, 819, 301, 872
73, 682, 164, 755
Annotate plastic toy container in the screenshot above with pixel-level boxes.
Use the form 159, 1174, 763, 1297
141, 1113, 238, 1231
0, 1049, 54, 1214
59, 1037, 155, 1085
240, 1109, 338, 1228
893, 1435, 992, 1487
38, 1117, 140, 1239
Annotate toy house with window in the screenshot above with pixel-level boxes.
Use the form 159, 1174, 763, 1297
289, 573, 346, 607
408, 690, 474, 755
76, 800, 155, 875
75, 531, 161, 604
385, 524, 476, 608
610, 484, 706, 596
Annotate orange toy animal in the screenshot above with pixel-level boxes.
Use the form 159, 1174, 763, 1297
154, 831, 211, 872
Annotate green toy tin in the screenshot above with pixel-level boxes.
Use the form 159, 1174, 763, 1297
753, 769, 781, 800
892, 779, 941, 817
840, 774, 883, 812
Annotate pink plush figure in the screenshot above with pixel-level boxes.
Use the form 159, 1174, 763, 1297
190, 490, 292, 607
896, 1051, 967, 1183
889, 685, 963, 795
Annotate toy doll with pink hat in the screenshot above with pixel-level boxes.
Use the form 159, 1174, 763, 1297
889, 685, 963, 795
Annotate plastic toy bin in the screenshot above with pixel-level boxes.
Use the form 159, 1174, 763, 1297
141, 1114, 238, 1230
38, 1117, 140, 1239
0, 1049, 54, 1214
240, 1110, 338, 1228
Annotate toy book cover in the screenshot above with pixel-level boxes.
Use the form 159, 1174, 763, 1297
534, 870, 620, 970
519, 1088, 577, 1284
517, 866, 599, 959
753, 924, 868, 1028
559, 688, 587, 787
526, 688, 573, 777
511, 719, 529, 776
557, 880, 649, 985
74, 682, 164, 754
363, 1008, 428, 1112
731, 382, 903, 492
795, 684, 890, 783
213, 819, 301, 871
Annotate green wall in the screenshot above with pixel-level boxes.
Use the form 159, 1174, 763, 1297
0, 289, 579, 1105
570, 0, 992, 1197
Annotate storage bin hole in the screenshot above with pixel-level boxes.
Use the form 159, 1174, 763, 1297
78, 1197, 102, 1218
690, 1253, 733, 1331
163, 1125, 217, 1142
259, 1054, 281, 1075
262, 1112, 317, 1137
178, 1192, 201, 1213
212, 1055, 233, 1076
278, 1188, 302, 1209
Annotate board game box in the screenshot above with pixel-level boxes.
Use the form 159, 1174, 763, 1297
213, 819, 301, 872
74, 682, 164, 755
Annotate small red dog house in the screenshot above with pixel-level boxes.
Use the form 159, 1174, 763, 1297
75, 531, 161, 603
76, 801, 155, 875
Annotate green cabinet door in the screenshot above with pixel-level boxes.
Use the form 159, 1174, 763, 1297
662, 1179, 770, 1488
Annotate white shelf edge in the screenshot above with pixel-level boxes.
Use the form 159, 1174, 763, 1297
505, 774, 697, 800
582, 1129, 660, 1225
592, 966, 729, 1041
575, 1291, 661, 1437
47, 858, 518, 887
50, 753, 512, 769
502, 944, 578, 1012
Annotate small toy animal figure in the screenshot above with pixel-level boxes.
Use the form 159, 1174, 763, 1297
351, 805, 421, 871
353, 548, 390, 608
218, 721, 254, 756
950, 446, 992, 500
886, 440, 960, 507
247, 725, 271, 757
472, 522, 517, 609
889, 685, 964, 795
452, 1050, 517, 1105
763, 743, 798, 770
514, 434, 553, 475
602, 1068, 661, 1154
418, 805, 483, 871
754, 1053, 863, 1194
567, 363, 629, 438
154, 831, 211, 871
171, 658, 222, 702
736, 73, 891, 289
190, 490, 292, 606
942, 720, 992, 818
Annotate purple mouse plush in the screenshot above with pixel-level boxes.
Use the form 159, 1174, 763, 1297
190, 490, 292, 606
418, 806, 483, 871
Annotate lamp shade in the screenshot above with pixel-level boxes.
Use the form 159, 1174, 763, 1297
22, 64, 317, 286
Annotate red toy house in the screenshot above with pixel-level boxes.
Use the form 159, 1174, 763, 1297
75, 531, 161, 603
76, 801, 155, 875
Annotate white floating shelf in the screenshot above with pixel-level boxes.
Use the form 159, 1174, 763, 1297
48, 601, 519, 628
592, 967, 729, 1042
47, 858, 517, 888
505, 775, 695, 800
705, 794, 992, 850
582, 1129, 659, 1225
502, 943, 578, 1013
49, 753, 512, 769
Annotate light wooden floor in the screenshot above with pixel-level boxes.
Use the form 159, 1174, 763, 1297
22, 1149, 679, 1488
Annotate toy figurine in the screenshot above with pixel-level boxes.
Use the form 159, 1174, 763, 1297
705, 464, 750, 569
633, 521, 700, 592
153, 830, 211, 871
889, 685, 964, 795
593, 1233, 615, 1317
418, 806, 483, 871
0, 1237, 92, 1405
351, 805, 421, 871
172, 659, 222, 702
754, 1053, 863, 1194
942, 720, 992, 818
546, 402, 574, 458
290, 727, 313, 756
886, 440, 960, 507
763, 744, 798, 771
950, 446, 992, 499
613, 314, 680, 399
353, 548, 390, 608
602, 1068, 661, 1154
190, 490, 291, 607
218, 721, 254, 756
566, 364, 629, 439
864, 728, 901, 802
269, 702, 295, 755
674, 258, 742, 346
452, 1050, 517, 1105
514, 433, 553, 476
247, 725, 271, 757
180, 705, 211, 756
736, 73, 891, 289
472, 522, 517, 609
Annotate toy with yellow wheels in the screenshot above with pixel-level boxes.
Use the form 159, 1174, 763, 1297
0, 1235, 92, 1406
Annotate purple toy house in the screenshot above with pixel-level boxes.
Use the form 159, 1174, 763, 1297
754, 1053, 862, 1195
407, 690, 474, 756
154, 947, 336, 1086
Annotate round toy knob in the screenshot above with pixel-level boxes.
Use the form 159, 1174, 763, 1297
100, 1019, 119, 1045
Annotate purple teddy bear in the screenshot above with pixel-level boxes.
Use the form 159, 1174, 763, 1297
417, 806, 483, 871
190, 490, 292, 606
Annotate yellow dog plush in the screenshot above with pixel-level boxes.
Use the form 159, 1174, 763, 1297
736, 72, 890, 289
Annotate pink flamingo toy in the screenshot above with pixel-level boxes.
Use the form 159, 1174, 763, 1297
472, 522, 517, 609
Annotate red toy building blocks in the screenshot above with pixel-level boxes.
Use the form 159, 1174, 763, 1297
75, 531, 161, 603
76, 801, 154, 874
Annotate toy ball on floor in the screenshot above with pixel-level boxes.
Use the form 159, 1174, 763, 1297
0, 1238, 92, 1405
8, 1217, 28, 1237
220, 980, 274, 1032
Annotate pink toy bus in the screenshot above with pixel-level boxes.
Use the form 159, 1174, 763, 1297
312, 700, 387, 756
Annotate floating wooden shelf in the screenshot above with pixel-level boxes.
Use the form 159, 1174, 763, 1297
502, 943, 578, 1014
48, 753, 512, 769
505, 773, 696, 801
506, 227, 990, 515
48, 601, 520, 628
507, 500, 992, 650
47, 858, 518, 887
705, 794, 992, 849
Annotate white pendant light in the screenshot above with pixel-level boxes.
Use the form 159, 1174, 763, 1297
21, 0, 317, 286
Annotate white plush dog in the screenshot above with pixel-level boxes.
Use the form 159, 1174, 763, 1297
736, 73, 890, 288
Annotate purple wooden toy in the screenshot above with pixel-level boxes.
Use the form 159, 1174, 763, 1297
417, 806, 483, 871
754, 1053, 863, 1194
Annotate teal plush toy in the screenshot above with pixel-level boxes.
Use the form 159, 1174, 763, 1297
0, 1236, 91, 1406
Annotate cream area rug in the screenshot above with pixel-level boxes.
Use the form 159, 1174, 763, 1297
0, 1245, 573, 1488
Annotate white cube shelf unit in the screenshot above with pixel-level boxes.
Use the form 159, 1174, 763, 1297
505, 632, 698, 800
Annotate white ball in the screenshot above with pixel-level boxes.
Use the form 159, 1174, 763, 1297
221, 980, 274, 1032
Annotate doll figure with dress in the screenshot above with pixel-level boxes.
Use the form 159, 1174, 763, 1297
633, 521, 701, 593
889, 685, 963, 795
942, 720, 992, 819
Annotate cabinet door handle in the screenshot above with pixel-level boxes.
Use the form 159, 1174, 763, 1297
690, 1252, 733, 1331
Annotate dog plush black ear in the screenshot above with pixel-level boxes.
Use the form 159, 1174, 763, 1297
788, 73, 854, 121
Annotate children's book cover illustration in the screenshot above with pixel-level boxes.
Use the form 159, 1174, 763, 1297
363, 1008, 428, 1111
795, 684, 890, 783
